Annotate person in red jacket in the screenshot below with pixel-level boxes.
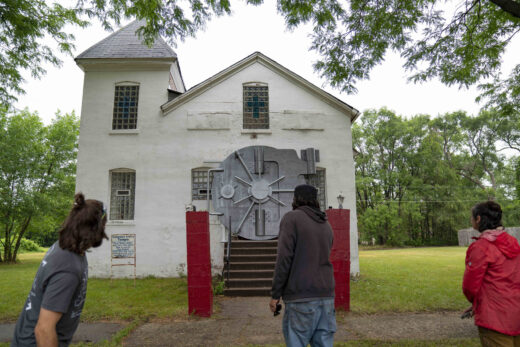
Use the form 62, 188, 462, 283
462, 201, 520, 346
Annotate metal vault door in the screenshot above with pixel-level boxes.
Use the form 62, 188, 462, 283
211, 146, 316, 240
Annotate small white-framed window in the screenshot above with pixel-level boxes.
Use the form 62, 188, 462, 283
191, 168, 213, 200
112, 83, 139, 130
305, 168, 327, 211
110, 170, 136, 220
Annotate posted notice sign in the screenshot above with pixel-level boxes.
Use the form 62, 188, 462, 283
111, 234, 136, 259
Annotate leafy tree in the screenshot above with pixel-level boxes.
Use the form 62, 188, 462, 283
432, 110, 512, 198
353, 108, 514, 247
479, 66, 520, 119
0, 108, 78, 262
275, 0, 520, 112
0, 0, 87, 105
3, 0, 519, 110
0, 0, 258, 105
23, 175, 76, 247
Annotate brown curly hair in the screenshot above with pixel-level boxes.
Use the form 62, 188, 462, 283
59, 193, 108, 254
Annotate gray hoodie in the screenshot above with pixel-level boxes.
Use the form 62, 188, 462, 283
271, 206, 335, 301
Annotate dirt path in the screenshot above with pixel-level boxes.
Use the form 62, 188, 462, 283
123, 297, 478, 346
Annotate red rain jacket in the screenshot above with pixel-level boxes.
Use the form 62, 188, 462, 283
463, 230, 520, 335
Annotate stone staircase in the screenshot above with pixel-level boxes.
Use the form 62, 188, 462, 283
223, 239, 278, 296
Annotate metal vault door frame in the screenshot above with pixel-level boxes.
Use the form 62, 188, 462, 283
209, 146, 318, 241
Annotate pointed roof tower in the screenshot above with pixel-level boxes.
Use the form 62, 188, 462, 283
75, 20, 177, 61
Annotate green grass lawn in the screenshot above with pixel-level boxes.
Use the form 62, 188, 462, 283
81, 277, 187, 321
350, 246, 469, 313
0, 252, 46, 322
0, 251, 188, 323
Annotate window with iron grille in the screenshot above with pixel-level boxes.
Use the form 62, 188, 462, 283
305, 168, 327, 211
110, 171, 136, 220
113, 85, 139, 129
192, 168, 213, 200
243, 85, 269, 129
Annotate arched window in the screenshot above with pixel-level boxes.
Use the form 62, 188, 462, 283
243, 82, 269, 129
109, 169, 136, 220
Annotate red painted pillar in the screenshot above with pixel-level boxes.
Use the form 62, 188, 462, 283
186, 211, 212, 317
326, 209, 350, 311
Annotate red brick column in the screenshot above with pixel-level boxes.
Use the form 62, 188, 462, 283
186, 211, 212, 317
326, 209, 350, 311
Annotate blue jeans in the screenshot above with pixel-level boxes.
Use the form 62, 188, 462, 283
282, 298, 336, 347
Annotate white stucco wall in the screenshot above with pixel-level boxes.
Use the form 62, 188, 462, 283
76, 59, 359, 278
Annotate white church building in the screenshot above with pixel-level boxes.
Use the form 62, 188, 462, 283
75, 21, 360, 278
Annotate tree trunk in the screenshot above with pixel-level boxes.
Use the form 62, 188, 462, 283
423, 208, 429, 243
4, 221, 14, 263
11, 216, 32, 262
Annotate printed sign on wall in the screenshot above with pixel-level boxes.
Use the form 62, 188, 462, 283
111, 234, 136, 284
111, 234, 136, 258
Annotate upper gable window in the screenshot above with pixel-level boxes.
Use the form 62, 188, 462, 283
113, 84, 139, 130
243, 83, 269, 129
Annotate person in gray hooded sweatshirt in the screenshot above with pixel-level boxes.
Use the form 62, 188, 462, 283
269, 184, 336, 347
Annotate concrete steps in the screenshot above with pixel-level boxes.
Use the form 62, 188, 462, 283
223, 239, 278, 297
227, 269, 274, 279
223, 287, 273, 297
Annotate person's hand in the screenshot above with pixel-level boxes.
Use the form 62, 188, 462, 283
269, 298, 280, 313
461, 306, 474, 319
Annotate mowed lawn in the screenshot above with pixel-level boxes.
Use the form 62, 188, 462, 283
0, 246, 469, 322
350, 246, 468, 313
0, 252, 188, 322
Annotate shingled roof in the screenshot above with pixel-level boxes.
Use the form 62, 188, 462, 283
75, 20, 177, 60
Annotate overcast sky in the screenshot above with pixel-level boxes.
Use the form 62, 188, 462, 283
14, 0, 520, 124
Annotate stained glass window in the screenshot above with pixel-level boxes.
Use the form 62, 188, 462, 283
113, 85, 139, 130
110, 171, 136, 220
243, 85, 269, 129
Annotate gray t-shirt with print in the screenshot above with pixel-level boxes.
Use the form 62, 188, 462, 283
11, 242, 88, 347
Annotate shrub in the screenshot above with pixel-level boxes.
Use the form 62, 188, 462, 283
19, 238, 43, 252
0, 238, 43, 254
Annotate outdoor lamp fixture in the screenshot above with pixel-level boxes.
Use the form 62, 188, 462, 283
337, 193, 344, 209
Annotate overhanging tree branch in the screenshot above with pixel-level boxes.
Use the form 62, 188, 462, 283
488, 0, 520, 18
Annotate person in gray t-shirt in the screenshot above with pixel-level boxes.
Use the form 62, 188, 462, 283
11, 193, 107, 347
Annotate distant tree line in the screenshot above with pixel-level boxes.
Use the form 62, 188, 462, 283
2, 106, 518, 260
354, 108, 520, 246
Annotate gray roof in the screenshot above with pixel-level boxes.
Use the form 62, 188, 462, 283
75, 20, 177, 60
